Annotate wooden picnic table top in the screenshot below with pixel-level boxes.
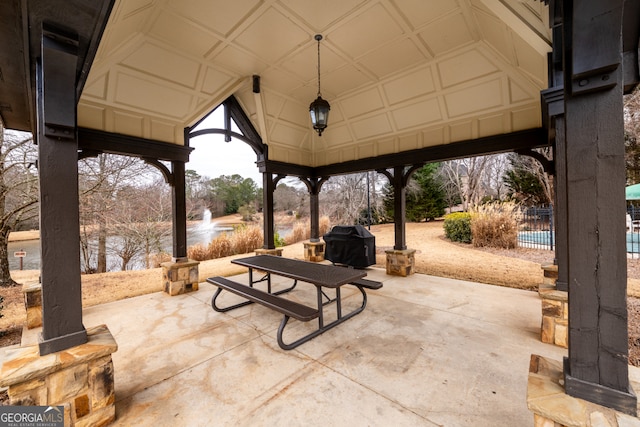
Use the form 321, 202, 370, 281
232, 255, 367, 288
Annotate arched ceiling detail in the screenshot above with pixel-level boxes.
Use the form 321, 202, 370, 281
78, 0, 551, 167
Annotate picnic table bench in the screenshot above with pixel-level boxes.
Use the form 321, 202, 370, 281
207, 255, 383, 350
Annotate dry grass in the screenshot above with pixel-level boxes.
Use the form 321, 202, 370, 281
285, 222, 308, 245
187, 225, 263, 261
470, 202, 521, 249
284, 216, 332, 245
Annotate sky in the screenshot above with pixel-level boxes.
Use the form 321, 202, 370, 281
186, 107, 264, 185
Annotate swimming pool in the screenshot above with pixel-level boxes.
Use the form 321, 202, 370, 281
518, 230, 640, 253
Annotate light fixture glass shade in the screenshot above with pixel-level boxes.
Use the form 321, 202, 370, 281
309, 95, 330, 136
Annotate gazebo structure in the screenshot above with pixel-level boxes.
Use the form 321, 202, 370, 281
1, 0, 639, 425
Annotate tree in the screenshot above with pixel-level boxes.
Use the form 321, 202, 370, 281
274, 182, 306, 214
502, 150, 553, 206
78, 154, 151, 273
320, 173, 372, 224
383, 164, 447, 222
0, 125, 39, 287
624, 86, 640, 184
207, 174, 259, 215
106, 180, 172, 270
439, 157, 487, 210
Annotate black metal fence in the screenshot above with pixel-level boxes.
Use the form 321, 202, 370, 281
517, 204, 640, 255
517, 205, 554, 250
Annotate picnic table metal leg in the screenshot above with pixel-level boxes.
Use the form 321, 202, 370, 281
317, 287, 324, 329
276, 285, 369, 350
211, 287, 255, 312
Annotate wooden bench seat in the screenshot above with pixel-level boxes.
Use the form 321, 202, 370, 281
207, 276, 319, 322
351, 278, 383, 290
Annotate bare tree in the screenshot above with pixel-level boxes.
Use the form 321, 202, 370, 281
78, 154, 152, 273
320, 173, 369, 224
0, 124, 39, 286
439, 157, 487, 210
99, 179, 172, 271
274, 182, 306, 214
481, 154, 510, 200
624, 86, 640, 184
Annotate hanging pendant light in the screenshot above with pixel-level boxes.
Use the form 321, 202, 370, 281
309, 34, 330, 136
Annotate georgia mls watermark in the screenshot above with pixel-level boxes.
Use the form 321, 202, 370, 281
0, 406, 64, 427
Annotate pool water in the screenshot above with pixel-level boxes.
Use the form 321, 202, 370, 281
518, 230, 640, 253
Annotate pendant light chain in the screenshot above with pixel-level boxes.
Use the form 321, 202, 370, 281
316, 34, 322, 97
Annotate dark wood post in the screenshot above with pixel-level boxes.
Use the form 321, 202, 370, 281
562, 0, 636, 414
310, 190, 320, 241
553, 116, 568, 292
301, 177, 328, 242
37, 27, 87, 355
171, 159, 188, 262
377, 165, 422, 250
262, 172, 275, 249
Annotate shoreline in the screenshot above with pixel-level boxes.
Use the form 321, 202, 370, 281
6, 213, 254, 243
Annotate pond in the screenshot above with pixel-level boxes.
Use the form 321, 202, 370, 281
7, 222, 235, 272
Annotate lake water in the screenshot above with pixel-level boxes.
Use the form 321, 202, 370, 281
8, 222, 235, 272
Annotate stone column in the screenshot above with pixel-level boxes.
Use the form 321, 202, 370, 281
162, 260, 200, 296
0, 325, 117, 426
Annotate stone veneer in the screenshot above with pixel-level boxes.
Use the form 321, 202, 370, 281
161, 259, 200, 296
23, 281, 42, 329
0, 324, 117, 427
385, 248, 416, 276
527, 354, 640, 426
254, 248, 283, 256
539, 264, 568, 348
303, 241, 325, 262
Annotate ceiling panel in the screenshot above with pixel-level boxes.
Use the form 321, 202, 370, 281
392, 0, 460, 30
78, 0, 551, 166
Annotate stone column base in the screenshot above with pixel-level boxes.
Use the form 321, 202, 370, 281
539, 283, 568, 348
527, 354, 640, 426
385, 249, 416, 276
161, 259, 200, 296
23, 281, 42, 329
542, 263, 558, 286
254, 248, 283, 256
0, 324, 117, 427
303, 241, 325, 262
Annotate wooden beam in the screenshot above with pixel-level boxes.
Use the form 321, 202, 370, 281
78, 127, 193, 162
315, 128, 547, 177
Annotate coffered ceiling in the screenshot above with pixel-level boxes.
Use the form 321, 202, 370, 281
77, 0, 551, 167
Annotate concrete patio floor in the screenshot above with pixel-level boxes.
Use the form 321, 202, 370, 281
35, 268, 567, 426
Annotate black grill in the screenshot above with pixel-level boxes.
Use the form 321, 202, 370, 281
323, 225, 376, 268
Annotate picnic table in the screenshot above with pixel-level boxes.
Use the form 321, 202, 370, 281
207, 255, 382, 350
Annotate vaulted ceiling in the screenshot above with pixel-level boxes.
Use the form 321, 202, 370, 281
76, 0, 551, 168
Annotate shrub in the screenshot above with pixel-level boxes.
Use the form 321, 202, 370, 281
208, 233, 233, 258
150, 251, 172, 267
274, 232, 286, 247
238, 204, 256, 221
188, 225, 264, 261
470, 201, 521, 249
232, 225, 263, 253
319, 216, 331, 236
285, 221, 309, 245
443, 212, 472, 243
187, 244, 210, 261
